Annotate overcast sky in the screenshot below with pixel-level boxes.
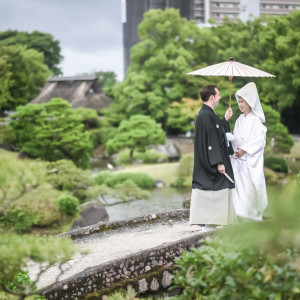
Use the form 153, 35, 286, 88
0, 0, 124, 80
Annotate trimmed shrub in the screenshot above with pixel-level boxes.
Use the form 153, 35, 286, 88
88, 128, 102, 148
171, 238, 299, 300
170, 177, 186, 188
9, 98, 93, 168
45, 159, 95, 202
74, 108, 100, 129
58, 195, 79, 216
116, 148, 167, 165
4, 209, 40, 233
177, 154, 194, 178
264, 156, 288, 173
94, 172, 155, 189
98, 126, 117, 144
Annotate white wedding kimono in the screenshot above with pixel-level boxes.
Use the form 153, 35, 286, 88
231, 83, 268, 221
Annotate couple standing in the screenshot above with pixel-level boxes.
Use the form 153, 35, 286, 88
189, 82, 268, 231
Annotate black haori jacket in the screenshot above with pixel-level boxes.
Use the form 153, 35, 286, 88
192, 104, 235, 191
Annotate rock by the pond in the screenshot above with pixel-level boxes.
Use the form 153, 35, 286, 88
183, 193, 191, 209
72, 204, 108, 229
0, 142, 17, 152
155, 179, 165, 188
149, 139, 181, 162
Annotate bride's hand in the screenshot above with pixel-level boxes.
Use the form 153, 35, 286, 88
235, 148, 246, 158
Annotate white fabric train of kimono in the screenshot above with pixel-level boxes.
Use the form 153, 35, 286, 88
231, 82, 268, 221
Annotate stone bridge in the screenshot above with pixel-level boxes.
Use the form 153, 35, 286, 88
29, 209, 215, 300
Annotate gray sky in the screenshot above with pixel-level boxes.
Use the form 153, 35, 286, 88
0, 0, 124, 80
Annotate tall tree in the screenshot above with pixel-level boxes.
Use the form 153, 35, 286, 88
96, 71, 117, 89
109, 8, 219, 126
0, 55, 12, 111
95, 70, 118, 99
0, 30, 63, 74
211, 12, 300, 132
0, 44, 51, 111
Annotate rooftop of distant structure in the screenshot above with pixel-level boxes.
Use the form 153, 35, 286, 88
31, 74, 112, 110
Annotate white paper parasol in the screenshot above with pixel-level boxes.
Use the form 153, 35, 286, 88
187, 57, 275, 106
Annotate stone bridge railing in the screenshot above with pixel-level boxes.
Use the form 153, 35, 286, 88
41, 210, 213, 300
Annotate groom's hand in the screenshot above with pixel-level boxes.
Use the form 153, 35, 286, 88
225, 108, 233, 120
218, 164, 225, 174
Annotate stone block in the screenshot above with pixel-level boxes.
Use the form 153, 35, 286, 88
138, 278, 148, 293
162, 271, 172, 288
150, 278, 160, 291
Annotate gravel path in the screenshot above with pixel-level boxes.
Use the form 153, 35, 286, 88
28, 221, 203, 289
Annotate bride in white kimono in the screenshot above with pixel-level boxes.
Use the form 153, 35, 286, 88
231, 82, 268, 221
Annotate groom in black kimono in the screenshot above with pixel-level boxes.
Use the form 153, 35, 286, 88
189, 85, 236, 231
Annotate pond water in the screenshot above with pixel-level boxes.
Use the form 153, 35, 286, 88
103, 176, 298, 223
105, 186, 190, 222
90, 155, 299, 223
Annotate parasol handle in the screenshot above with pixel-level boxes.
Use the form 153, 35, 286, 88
229, 76, 233, 108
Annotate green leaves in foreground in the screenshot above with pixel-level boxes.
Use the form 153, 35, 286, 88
0, 233, 78, 298
170, 186, 300, 300
171, 239, 299, 300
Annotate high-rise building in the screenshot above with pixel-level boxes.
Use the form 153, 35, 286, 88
122, 0, 300, 74
200, 0, 300, 23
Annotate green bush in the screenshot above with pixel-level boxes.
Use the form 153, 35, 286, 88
170, 177, 186, 188
74, 107, 100, 129
0, 124, 16, 144
58, 195, 79, 216
9, 98, 93, 168
105, 115, 166, 163
171, 238, 299, 300
264, 156, 289, 173
98, 126, 117, 144
114, 180, 151, 201
0, 150, 78, 233
45, 159, 95, 202
1, 270, 45, 299
177, 154, 194, 178
88, 128, 102, 148
116, 148, 167, 165
4, 209, 40, 233
94, 172, 155, 189
262, 103, 294, 154
171, 185, 300, 300
0, 233, 78, 299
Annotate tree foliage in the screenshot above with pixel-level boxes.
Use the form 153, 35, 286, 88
167, 97, 203, 132
0, 233, 78, 299
261, 103, 294, 153
211, 11, 300, 132
107, 9, 300, 133
109, 8, 218, 125
171, 185, 300, 300
0, 150, 79, 233
45, 159, 96, 202
9, 98, 93, 168
0, 30, 63, 75
96, 71, 117, 88
0, 45, 51, 112
106, 115, 166, 162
